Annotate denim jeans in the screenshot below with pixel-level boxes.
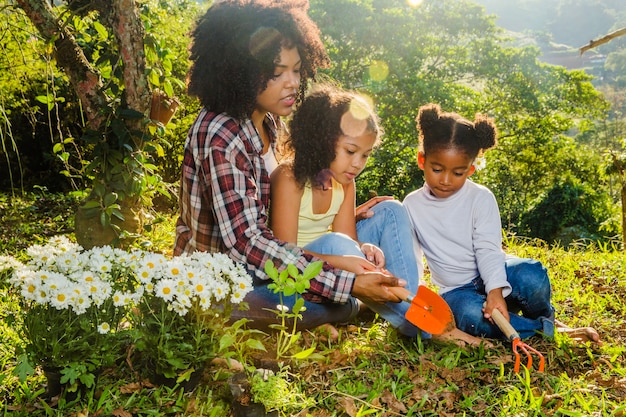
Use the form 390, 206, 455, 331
230, 200, 422, 336
441, 256, 555, 339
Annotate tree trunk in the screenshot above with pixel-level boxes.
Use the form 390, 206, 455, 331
15, 0, 150, 131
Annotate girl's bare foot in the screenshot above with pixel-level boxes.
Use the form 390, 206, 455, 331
432, 327, 493, 348
556, 320, 601, 344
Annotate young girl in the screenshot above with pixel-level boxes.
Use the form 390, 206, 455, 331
174, 0, 406, 333
403, 103, 599, 342
271, 87, 484, 345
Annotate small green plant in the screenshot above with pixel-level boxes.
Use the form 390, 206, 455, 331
250, 365, 315, 414
218, 317, 268, 373
264, 260, 322, 360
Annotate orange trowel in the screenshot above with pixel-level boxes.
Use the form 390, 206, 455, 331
388, 285, 456, 335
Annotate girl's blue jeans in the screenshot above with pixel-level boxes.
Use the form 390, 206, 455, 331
441, 256, 555, 339
230, 200, 422, 336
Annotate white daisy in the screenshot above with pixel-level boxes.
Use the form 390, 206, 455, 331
98, 322, 111, 334
155, 279, 177, 302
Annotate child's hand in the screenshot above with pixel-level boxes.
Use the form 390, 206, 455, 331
355, 196, 394, 222
333, 255, 378, 275
483, 288, 510, 322
360, 243, 385, 269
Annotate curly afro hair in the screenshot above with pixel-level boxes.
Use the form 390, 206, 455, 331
285, 84, 381, 187
187, 0, 330, 120
416, 103, 497, 159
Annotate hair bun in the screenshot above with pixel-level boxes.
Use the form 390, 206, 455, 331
416, 103, 441, 130
473, 115, 497, 150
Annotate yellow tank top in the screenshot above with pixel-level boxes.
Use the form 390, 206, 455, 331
297, 178, 344, 247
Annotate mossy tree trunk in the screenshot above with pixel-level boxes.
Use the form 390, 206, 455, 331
15, 0, 153, 248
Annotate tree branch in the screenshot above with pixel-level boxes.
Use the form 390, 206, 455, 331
579, 27, 626, 55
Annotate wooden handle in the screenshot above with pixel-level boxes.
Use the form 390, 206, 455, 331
387, 285, 413, 303
491, 308, 519, 341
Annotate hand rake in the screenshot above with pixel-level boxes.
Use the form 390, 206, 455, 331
491, 308, 545, 373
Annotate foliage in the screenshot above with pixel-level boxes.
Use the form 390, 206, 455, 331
1, 0, 623, 244
518, 179, 619, 244
2, 236, 131, 390
250, 366, 315, 414
130, 251, 253, 380
1, 194, 626, 415
310, 0, 617, 244
1, 230, 253, 405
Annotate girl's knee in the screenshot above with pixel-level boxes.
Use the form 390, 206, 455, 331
507, 258, 549, 287
375, 199, 403, 214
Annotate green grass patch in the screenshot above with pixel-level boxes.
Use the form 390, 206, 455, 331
1, 192, 625, 416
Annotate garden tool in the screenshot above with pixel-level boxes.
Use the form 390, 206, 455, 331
490, 307, 545, 373
388, 285, 456, 335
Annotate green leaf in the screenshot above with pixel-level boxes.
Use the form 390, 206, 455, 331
93, 21, 108, 39
291, 346, 316, 360
176, 368, 195, 383
292, 297, 305, 314
264, 260, 278, 280
79, 372, 96, 388
13, 355, 34, 381
103, 192, 118, 208
163, 80, 174, 98
52, 143, 63, 153
287, 263, 299, 278
35, 94, 54, 111
35, 95, 50, 104
303, 261, 323, 279
245, 338, 267, 352
148, 68, 161, 87
219, 333, 235, 352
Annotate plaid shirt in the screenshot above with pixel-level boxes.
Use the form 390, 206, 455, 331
174, 109, 356, 303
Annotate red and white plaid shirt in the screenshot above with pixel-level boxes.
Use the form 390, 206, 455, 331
174, 109, 355, 303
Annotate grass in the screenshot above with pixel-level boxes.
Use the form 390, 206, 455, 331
1, 191, 626, 416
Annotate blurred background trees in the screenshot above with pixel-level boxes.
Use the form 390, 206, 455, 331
1, 0, 624, 248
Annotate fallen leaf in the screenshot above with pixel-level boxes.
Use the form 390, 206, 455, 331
111, 408, 132, 417
119, 382, 142, 394
337, 396, 357, 417
380, 389, 407, 414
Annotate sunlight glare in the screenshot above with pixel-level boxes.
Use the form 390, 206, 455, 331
407, 0, 424, 7
368, 60, 389, 82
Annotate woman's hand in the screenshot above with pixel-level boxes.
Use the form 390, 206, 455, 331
352, 272, 406, 304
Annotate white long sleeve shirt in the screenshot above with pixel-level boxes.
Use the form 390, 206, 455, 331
403, 180, 511, 296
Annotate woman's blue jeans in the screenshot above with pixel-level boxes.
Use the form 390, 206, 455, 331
441, 256, 555, 339
230, 200, 422, 336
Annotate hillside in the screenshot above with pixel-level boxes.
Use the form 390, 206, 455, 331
472, 0, 625, 75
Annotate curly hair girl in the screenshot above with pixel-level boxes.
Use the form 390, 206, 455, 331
284, 84, 382, 188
